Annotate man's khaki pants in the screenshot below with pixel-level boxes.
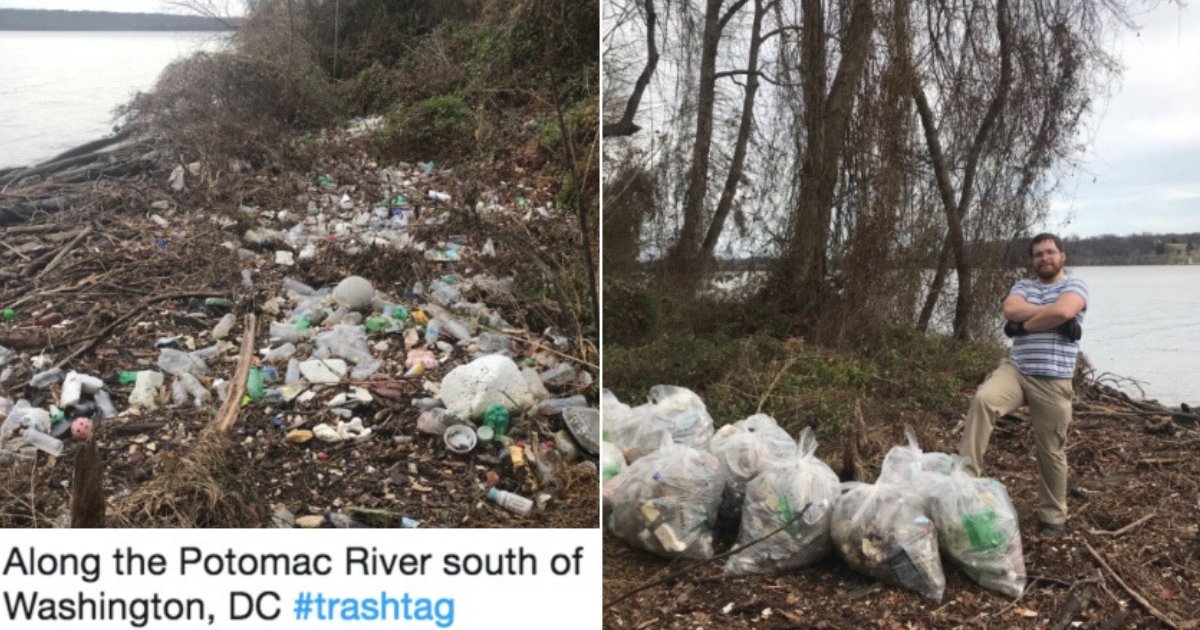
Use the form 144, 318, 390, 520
959, 360, 1074, 525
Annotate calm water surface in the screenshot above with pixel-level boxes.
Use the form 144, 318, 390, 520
1072, 265, 1199, 406
0, 31, 224, 168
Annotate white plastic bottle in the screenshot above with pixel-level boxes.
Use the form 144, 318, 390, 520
486, 488, 533, 518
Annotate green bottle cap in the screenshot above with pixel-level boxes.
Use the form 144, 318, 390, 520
1, 308, 13, 320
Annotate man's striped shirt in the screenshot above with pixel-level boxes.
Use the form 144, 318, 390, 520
1009, 275, 1088, 379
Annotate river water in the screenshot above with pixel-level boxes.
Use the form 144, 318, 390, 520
0, 31, 225, 169
1072, 265, 1199, 407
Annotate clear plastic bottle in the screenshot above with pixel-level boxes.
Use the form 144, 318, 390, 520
20, 429, 63, 457
29, 368, 64, 388
486, 488, 533, 518
93, 390, 116, 419
212, 313, 237, 340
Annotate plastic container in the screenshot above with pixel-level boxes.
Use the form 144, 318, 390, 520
486, 488, 533, 517
443, 424, 477, 454
129, 371, 164, 409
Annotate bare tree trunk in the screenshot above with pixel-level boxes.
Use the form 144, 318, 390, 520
604, 0, 659, 138
698, 0, 767, 267
668, 0, 725, 277
904, 0, 1012, 339
774, 0, 873, 309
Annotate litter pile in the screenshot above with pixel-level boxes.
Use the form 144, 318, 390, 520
602, 387, 1027, 602
0, 119, 598, 528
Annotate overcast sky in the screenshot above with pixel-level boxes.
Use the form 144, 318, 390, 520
0, 0, 243, 14
1047, 3, 1200, 238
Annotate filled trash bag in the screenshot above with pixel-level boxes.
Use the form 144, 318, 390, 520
831, 482, 945, 602
724, 427, 840, 575
606, 433, 725, 559
602, 386, 715, 463
877, 426, 957, 485
601, 439, 628, 483
928, 462, 1026, 598
710, 413, 796, 512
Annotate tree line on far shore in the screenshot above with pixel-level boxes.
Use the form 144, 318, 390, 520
0, 9, 238, 31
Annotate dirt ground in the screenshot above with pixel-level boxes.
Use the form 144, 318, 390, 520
603, 383, 1200, 629
0, 133, 599, 530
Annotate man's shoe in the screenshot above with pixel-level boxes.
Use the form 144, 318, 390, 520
1039, 522, 1065, 537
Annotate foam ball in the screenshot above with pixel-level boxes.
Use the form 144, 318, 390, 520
333, 276, 375, 311
71, 417, 94, 440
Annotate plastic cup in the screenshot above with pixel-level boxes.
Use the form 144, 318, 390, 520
443, 425, 477, 454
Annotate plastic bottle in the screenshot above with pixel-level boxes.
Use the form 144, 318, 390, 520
270, 322, 314, 343
246, 369, 266, 402
534, 395, 588, 416
263, 342, 297, 363
282, 277, 316, 296
93, 390, 116, 419
440, 318, 471, 342
179, 373, 210, 405
191, 344, 220, 361
29, 368, 64, 388
117, 370, 139, 385
158, 348, 206, 376
19, 429, 63, 457
424, 319, 441, 346
482, 404, 510, 437
486, 488, 533, 518
241, 269, 254, 289
285, 359, 301, 385
213, 313, 237, 340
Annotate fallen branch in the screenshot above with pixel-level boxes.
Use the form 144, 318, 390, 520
1088, 512, 1155, 537
214, 314, 257, 434
36, 226, 91, 280
53, 290, 226, 370
605, 503, 810, 609
1084, 540, 1181, 629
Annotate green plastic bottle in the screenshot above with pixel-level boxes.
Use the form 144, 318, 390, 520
365, 316, 390, 333
117, 371, 139, 385
482, 404, 510, 437
246, 369, 266, 402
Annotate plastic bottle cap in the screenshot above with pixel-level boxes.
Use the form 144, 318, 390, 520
477, 425, 494, 441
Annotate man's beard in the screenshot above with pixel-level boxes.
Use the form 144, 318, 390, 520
1035, 261, 1063, 280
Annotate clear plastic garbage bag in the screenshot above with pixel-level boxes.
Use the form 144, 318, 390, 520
831, 481, 946, 602
606, 433, 726, 559
928, 461, 1026, 598
724, 427, 840, 575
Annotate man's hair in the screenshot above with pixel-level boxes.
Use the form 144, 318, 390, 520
1029, 232, 1064, 257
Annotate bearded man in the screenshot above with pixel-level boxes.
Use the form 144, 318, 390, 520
960, 233, 1088, 537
